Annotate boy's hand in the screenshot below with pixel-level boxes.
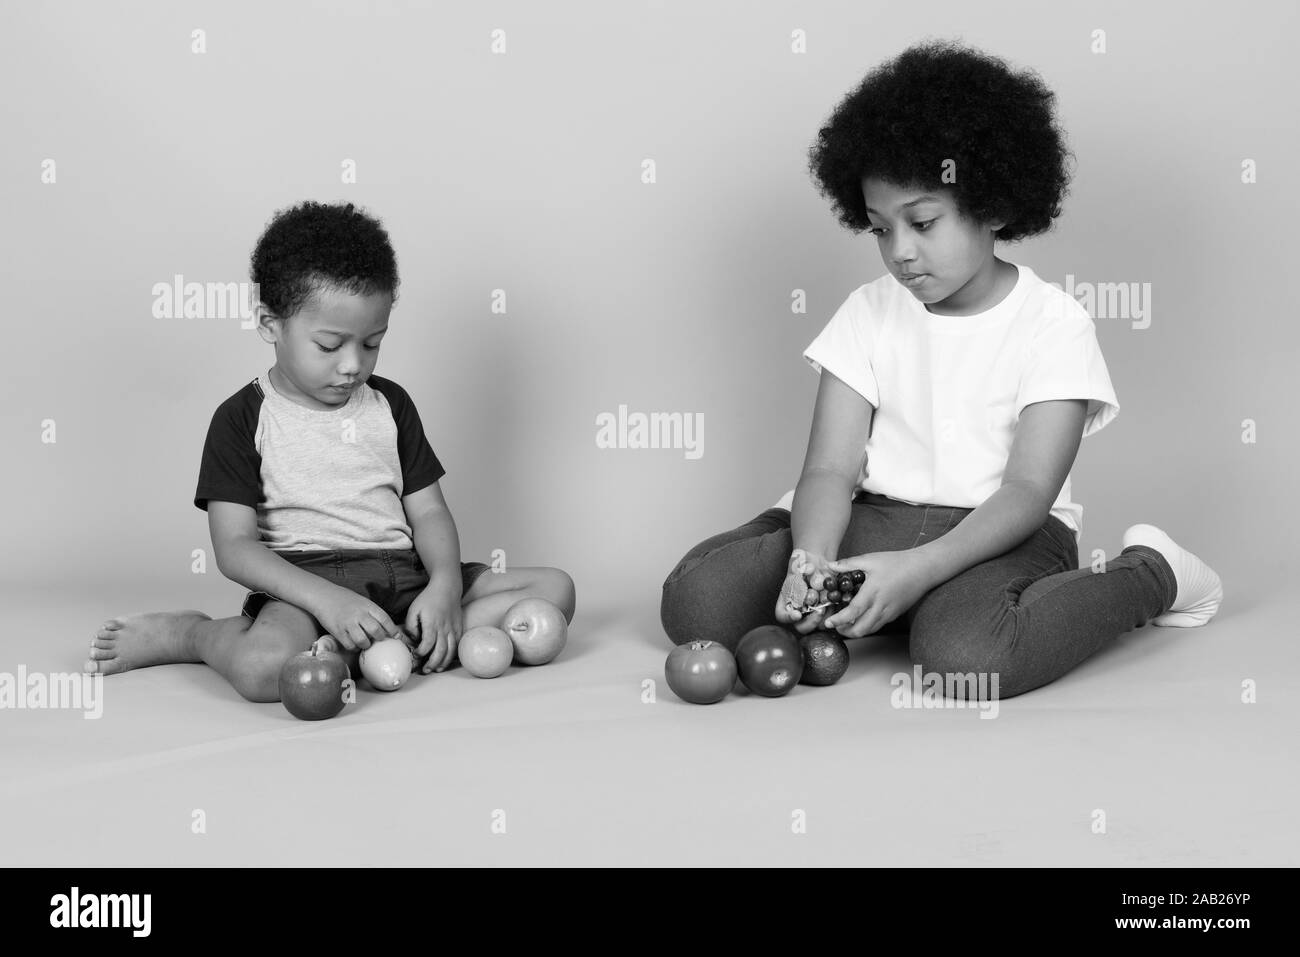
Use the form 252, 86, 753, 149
775, 548, 839, 634
316, 588, 403, 651
407, 585, 465, 674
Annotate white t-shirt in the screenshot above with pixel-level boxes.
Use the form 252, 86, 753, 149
782, 262, 1119, 540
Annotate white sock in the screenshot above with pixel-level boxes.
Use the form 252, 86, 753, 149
1121, 524, 1223, 627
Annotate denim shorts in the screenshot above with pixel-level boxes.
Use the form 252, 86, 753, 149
240, 547, 491, 631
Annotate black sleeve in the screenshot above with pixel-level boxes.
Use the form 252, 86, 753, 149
194, 386, 263, 511
368, 375, 446, 497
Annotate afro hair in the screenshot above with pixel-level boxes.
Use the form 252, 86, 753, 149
250, 200, 400, 320
808, 39, 1073, 243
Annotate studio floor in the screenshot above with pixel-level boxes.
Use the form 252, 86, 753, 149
2, 577, 1294, 868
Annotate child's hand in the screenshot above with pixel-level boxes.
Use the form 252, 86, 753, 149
406, 587, 465, 674
774, 548, 839, 634
822, 550, 934, 638
316, 589, 404, 651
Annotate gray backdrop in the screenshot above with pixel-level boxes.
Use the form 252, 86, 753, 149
2, 0, 1293, 618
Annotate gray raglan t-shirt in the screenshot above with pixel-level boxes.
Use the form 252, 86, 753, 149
194, 370, 445, 551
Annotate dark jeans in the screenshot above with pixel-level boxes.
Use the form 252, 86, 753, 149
660, 491, 1177, 699
241, 548, 491, 632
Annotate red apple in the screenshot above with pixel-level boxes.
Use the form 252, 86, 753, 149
359, 637, 413, 691
458, 626, 514, 678
502, 598, 568, 666
279, 647, 350, 720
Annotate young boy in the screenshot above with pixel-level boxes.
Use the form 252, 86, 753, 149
86, 201, 576, 700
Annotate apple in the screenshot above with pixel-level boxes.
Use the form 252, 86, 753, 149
359, 637, 413, 691
458, 626, 514, 678
502, 598, 568, 666
279, 647, 350, 720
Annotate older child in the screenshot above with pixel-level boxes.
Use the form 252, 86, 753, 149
661, 41, 1221, 699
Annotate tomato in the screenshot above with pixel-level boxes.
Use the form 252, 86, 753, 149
735, 625, 803, 697
665, 640, 738, 705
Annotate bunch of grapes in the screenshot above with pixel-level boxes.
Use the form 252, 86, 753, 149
789, 568, 867, 629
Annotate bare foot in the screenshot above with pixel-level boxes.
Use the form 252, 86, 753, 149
85, 610, 211, 675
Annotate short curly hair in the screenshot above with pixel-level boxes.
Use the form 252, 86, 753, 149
250, 200, 400, 319
808, 39, 1073, 243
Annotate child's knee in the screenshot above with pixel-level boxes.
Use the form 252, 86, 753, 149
908, 623, 1021, 699
661, 554, 702, 591
659, 577, 703, 646
230, 624, 313, 702
540, 567, 576, 621
509, 567, 576, 622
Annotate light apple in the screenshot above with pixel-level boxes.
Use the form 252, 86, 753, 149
502, 598, 568, 666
